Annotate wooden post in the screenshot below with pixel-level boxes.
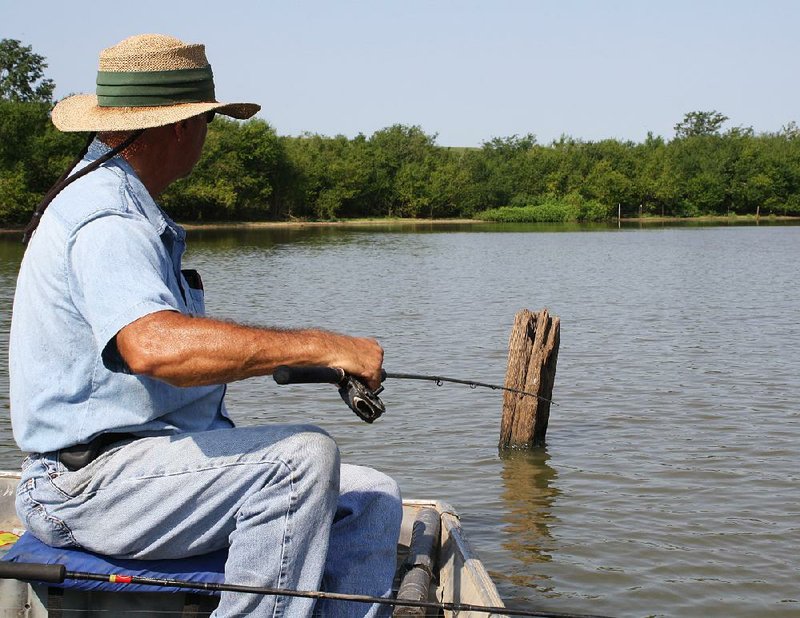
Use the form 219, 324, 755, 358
499, 309, 560, 449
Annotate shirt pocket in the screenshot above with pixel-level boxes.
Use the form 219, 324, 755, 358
181, 269, 206, 316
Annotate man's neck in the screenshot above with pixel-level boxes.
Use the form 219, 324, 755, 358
98, 126, 178, 198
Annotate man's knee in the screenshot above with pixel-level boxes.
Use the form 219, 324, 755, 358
341, 464, 399, 497
339, 465, 403, 528
282, 425, 341, 485
372, 473, 403, 535
375, 472, 403, 525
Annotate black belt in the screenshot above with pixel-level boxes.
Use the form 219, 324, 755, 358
59, 433, 138, 471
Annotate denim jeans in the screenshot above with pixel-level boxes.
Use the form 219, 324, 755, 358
16, 425, 403, 617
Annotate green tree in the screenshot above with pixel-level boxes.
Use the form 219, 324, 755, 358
279, 132, 371, 220
0, 39, 55, 103
778, 121, 800, 140
162, 118, 284, 221
368, 125, 439, 217
674, 110, 728, 139
479, 134, 538, 207
0, 100, 85, 224
634, 133, 679, 216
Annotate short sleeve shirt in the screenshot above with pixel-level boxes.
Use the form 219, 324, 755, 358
9, 139, 232, 453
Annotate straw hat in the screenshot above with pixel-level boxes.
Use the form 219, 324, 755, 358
51, 34, 260, 132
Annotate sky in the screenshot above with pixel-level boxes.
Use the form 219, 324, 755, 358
4, 0, 799, 147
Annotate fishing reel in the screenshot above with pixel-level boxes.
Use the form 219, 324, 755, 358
273, 365, 385, 423
338, 375, 385, 423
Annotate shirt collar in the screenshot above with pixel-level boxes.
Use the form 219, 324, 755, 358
86, 138, 186, 243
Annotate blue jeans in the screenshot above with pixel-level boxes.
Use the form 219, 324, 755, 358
16, 425, 403, 617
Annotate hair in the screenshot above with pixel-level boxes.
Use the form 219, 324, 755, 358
97, 130, 151, 159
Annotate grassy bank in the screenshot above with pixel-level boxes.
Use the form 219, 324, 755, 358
475, 195, 612, 223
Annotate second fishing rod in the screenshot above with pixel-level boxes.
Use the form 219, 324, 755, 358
272, 365, 555, 423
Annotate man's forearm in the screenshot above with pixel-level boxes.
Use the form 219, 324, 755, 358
115, 310, 384, 388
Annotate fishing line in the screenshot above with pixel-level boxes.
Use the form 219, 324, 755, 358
386, 371, 557, 405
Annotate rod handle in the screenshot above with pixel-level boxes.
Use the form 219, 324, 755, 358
0, 561, 66, 583
273, 365, 345, 385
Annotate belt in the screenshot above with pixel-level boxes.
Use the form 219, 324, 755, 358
59, 433, 138, 471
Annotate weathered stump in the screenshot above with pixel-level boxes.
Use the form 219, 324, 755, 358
499, 309, 560, 449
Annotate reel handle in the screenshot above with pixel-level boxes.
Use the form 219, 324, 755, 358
273, 365, 345, 385
0, 561, 66, 583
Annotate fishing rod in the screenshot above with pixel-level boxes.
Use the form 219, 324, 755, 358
272, 365, 556, 424
389, 371, 557, 405
0, 561, 614, 618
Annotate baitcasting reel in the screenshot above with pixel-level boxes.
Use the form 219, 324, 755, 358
273, 366, 385, 423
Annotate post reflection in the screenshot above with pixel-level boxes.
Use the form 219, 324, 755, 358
499, 448, 559, 589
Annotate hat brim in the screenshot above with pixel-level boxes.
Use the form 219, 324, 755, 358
51, 94, 260, 132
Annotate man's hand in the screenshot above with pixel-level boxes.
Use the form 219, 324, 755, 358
331, 336, 384, 391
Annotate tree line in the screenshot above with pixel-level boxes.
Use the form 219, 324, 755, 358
2, 38, 800, 226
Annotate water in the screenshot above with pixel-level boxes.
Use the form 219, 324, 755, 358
1, 222, 798, 617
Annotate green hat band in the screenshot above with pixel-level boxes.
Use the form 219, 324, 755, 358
96, 66, 216, 107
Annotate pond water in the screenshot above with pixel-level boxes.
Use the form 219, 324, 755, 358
1, 221, 798, 617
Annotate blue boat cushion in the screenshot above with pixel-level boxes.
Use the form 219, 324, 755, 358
2, 532, 226, 595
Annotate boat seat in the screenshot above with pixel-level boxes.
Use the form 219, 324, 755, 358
2, 531, 226, 595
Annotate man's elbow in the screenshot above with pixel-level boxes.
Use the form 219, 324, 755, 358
122, 345, 162, 377
115, 311, 184, 382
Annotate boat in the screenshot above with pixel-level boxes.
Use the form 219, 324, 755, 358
0, 470, 507, 617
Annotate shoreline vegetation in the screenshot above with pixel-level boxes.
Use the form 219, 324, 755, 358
2, 214, 798, 236
3, 99, 800, 228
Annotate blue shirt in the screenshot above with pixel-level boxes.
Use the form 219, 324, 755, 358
9, 139, 232, 453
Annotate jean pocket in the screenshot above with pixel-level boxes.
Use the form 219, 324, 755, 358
48, 465, 94, 499
17, 486, 82, 549
20, 453, 45, 472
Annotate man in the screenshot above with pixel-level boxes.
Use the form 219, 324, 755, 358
9, 34, 402, 617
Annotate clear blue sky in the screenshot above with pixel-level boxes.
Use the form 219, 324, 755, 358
4, 0, 798, 147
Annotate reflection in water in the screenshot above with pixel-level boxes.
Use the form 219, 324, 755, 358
185, 222, 486, 250
499, 449, 559, 591
0, 238, 24, 279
